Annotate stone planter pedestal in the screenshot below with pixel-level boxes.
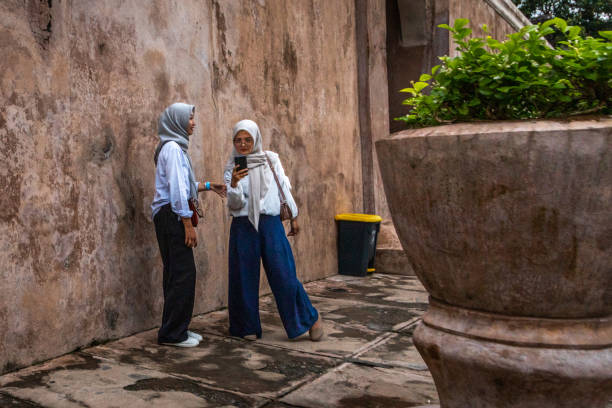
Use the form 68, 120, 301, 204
375, 118, 612, 408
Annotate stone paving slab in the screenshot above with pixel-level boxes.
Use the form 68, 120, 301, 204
280, 362, 438, 408
305, 274, 429, 310
254, 311, 384, 358
84, 329, 338, 399
259, 403, 297, 408
188, 309, 232, 337
351, 330, 429, 372
0, 352, 266, 408
260, 294, 422, 333
189, 307, 384, 359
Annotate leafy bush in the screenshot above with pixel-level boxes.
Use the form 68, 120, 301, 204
397, 18, 612, 127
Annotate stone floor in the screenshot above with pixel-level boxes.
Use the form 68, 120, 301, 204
0, 274, 439, 407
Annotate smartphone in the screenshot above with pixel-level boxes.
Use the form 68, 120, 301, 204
234, 156, 248, 172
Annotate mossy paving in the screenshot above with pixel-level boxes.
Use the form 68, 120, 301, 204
2, 353, 100, 390
123, 377, 256, 408
0, 392, 43, 407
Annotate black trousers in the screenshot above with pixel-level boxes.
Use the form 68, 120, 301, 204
154, 204, 196, 344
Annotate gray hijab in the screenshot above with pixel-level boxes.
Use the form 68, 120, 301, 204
154, 103, 198, 202
225, 119, 273, 231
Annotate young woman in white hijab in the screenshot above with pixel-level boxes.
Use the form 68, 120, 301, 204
224, 119, 323, 341
151, 103, 226, 347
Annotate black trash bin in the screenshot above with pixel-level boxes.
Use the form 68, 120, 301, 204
335, 213, 382, 276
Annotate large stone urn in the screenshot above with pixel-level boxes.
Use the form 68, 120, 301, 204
375, 118, 612, 408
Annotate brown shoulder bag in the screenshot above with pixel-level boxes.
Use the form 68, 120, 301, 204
265, 153, 293, 221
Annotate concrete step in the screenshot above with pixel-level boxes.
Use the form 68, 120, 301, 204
375, 248, 414, 276
374, 220, 415, 276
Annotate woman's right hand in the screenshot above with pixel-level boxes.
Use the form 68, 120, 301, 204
231, 165, 249, 188
182, 218, 197, 248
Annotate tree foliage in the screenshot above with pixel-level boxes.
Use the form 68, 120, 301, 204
512, 0, 612, 45
397, 19, 612, 127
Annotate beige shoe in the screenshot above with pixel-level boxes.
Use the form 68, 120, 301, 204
309, 315, 324, 341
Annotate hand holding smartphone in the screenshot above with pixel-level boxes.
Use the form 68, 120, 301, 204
231, 156, 249, 188
234, 156, 248, 171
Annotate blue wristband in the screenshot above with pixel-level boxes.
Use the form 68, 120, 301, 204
205, 181, 211, 191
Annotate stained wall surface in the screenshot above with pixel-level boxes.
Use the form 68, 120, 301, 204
0, 0, 362, 374
368, 0, 393, 222
449, 0, 519, 56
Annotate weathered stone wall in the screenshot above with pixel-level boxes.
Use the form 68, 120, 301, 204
448, 0, 521, 57
0, 0, 362, 374
368, 0, 391, 222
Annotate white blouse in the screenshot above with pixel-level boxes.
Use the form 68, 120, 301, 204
224, 151, 298, 219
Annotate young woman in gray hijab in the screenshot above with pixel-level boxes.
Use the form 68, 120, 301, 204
151, 102, 226, 347
224, 119, 323, 341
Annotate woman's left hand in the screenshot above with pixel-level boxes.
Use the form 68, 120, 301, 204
288, 218, 300, 237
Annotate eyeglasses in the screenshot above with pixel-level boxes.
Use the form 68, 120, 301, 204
233, 137, 254, 146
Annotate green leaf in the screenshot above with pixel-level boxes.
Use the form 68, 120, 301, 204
419, 73, 432, 82
487, 37, 503, 49
431, 65, 441, 75
414, 82, 429, 92
568, 26, 581, 39
599, 31, 612, 41
438, 24, 452, 31
554, 18, 568, 33
539, 27, 555, 37
456, 28, 472, 39
553, 81, 566, 89
542, 18, 567, 32
454, 19, 469, 29
458, 104, 469, 115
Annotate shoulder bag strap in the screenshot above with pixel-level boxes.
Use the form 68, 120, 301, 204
153, 140, 173, 166
265, 153, 287, 204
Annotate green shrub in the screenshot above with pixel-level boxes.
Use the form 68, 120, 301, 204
397, 18, 612, 127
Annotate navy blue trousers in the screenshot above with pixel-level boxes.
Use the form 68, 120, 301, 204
228, 215, 318, 339
154, 205, 196, 344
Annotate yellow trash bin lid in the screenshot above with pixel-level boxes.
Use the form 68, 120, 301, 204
334, 213, 382, 223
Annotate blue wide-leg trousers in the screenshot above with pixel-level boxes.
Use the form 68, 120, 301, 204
228, 215, 318, 339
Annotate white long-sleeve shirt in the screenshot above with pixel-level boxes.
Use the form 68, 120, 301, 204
224, 152, 298, 218
151, 141, 199, 219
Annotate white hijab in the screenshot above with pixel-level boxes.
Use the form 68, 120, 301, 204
225, 120, 273, 231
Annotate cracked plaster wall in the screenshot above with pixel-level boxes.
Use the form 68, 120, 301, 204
0, 0, 363, 374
